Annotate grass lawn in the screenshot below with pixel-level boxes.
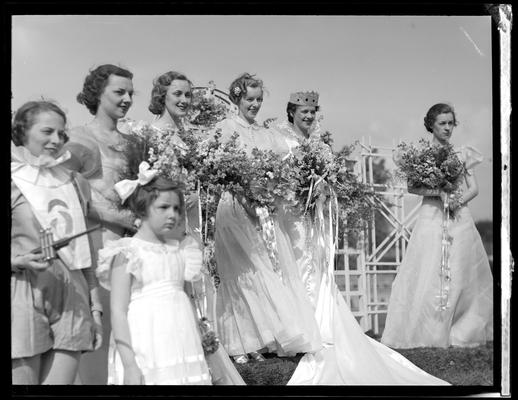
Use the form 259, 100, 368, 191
233, 341, 494, 386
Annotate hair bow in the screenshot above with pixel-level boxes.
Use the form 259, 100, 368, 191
114, 161, 159, 204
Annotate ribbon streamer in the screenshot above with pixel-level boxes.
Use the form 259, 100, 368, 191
437, 196, 452, 312
256, 206, 282, 281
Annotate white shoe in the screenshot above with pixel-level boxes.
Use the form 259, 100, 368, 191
233, 354, 249, 364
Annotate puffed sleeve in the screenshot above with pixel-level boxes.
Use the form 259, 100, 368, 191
96, 238, 143, 290
458, 145, 484, 175
180, 235, 203, 282
62, 127, 102, 179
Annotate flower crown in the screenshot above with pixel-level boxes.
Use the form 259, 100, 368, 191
114, 161, 159, 204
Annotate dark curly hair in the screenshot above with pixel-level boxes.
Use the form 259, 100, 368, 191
77, 64, 133, 115
12, 101, 68, 146
148, 71, 192, 116
286, 102, 320, 123
228, 73, 263, 105
127, 176, 185, 219
424, 103, 458, 133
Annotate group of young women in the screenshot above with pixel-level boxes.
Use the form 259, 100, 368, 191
11, 64, 493, 385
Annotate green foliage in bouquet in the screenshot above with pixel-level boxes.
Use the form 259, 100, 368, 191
395, 138, 466, 193
288, 133, 377, 231
187, 89, 229, 129
244, 148, 300, 214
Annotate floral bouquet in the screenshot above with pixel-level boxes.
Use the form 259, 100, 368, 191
289, 136, 336, 214
394, 138, 465, 192
187, 87, 230, 129
394, 138, 466, 215
198, 317, 220, 355
244, 147, 299, 214
329, 144, 376, 231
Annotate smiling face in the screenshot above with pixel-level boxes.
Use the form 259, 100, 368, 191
431, 112, 455, 144
164, 79, 192, 119
23, 111, 66, 157
292, 105, 317, 135
97, 75, 134, 120
144, 190, 183, 239
238, 86, 263, 124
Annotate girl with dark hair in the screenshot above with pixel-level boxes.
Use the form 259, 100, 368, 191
96, 164, 212, 385
381, 103, 493, 349
213, 74, 321, 364
11, 101, 102, 384
62, 64, 136, 384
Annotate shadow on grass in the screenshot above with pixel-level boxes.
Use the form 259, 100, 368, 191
233, 342, 493, 386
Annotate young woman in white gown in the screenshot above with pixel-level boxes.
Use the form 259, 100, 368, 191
145, 70, 245, 384
381, 103, 493, 349
214, 74, 321, 364
269, 92, 450, 385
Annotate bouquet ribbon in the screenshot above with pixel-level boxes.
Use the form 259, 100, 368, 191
437, 196, 453, 312
256, 206, 283, 281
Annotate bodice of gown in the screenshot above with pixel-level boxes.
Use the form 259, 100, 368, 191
96, 236, 203, 295
215, 115, 276, 153
66, 125, 127, 210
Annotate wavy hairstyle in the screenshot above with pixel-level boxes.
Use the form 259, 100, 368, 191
148, 71, 192, 116
228, 73, 263, 105
12, 100, 68, 146
77, 64, 133, 115
424, 103, 458, 133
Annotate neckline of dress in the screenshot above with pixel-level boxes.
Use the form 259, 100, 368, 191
86, 123, 126, 149
130, 236, 181, 249
278, 120, 310, 142
233, 115, 261, 130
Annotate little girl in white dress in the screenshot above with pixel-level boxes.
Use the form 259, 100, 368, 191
96, 162, 211, 385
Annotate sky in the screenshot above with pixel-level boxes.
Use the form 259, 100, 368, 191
11, 15, 493, 221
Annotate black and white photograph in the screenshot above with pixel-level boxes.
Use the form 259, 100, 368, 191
7, 4, 510, 397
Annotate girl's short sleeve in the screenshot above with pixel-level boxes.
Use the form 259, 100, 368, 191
180, 235, 203, 282
459, 145, 484, 174
96, 239, 143, 290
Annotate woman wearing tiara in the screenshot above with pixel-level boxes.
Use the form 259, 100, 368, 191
269, 91, 449, 385
213, 73, 321, 364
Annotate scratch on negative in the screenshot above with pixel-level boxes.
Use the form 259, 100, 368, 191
459, 26, 485, 57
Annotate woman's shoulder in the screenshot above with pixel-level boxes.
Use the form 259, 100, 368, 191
68, 125, 99, 147
65, 125, 101, 157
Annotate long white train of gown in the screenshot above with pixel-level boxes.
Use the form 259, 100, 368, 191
288, 269, 450, 385
285, 210, 449, 385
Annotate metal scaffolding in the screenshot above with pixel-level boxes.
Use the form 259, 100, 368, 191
334, 137, 421, 335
